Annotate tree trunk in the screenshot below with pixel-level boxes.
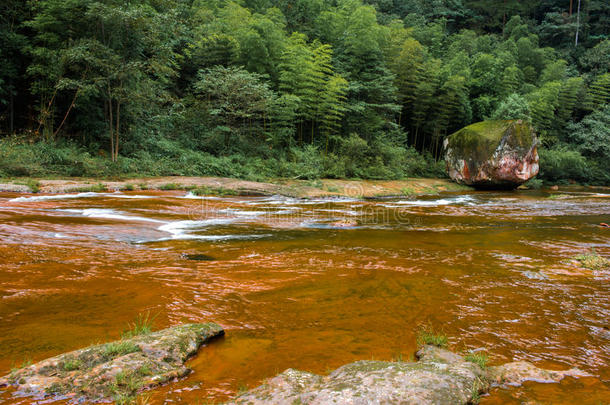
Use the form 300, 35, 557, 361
54, 89, 79, 138
298, 121, 303, 145
108, 96, 114, 162
114, 101, 120, 161
311, 121, 314, 144
9, 92, 14, 133
575, 0, 581, 47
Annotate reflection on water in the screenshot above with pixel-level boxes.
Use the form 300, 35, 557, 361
0, 189, 609, 404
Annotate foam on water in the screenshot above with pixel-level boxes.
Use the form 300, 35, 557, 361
149, 233, 271, 242
246, 195, 361, 206
105, 193, 153, 199
179, 192, 221, 200
392, 195, 476, 206
157, 218, 237, 238
59, 208, 165, 223
10, 192, 100, 202
10, 192, 152, 202
216, 208, 264, 217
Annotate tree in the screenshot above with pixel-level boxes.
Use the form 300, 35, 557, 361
528, 81, 562, 143
0, 0, 29, 133
410, 59, 441, 151
194, 66, 275, 149
586, 73, 610, 109
499, 66, 523, 96
319, 75, 348, 152
554, 76, 585, 136
392, 38, 426, 126
490, 93, 531, 120
567, 105, 610, 160
430, 74, 469, 159
579, 39, 610, 78
268, 93, 300, 149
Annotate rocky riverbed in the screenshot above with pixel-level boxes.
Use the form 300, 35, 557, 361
0, 324, 594, 404
230, 344, 589, 404
0, 323, 223, 403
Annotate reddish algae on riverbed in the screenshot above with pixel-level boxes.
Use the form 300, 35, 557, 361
0, 187, 609, 403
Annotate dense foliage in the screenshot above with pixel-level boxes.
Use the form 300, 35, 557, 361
0, 0, 608, 183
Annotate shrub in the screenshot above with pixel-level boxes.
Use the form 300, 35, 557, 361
538, 146, 589, 182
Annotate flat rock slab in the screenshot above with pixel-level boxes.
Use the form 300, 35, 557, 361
0, 323, 223, 403
488, 361, 591, 386
229, 345, 488, 404
229, 345, 590, 405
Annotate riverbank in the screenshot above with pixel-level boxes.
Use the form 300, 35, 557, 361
0, 176, 472, 198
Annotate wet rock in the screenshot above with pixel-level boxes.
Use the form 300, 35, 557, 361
182, 253, 216, 261
522, 270, 548, 280
444, 120, 539, 189
229, 345, 488, 404
0, 323, 223, 403
330, 219, 357, 228
230, 345, 591, 405
488, 361, 591, 386
0, 184, 31, 193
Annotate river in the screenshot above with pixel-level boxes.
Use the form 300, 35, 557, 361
0, 188, 608, 403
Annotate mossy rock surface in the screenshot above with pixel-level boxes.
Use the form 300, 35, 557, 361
229, 344, 589, 405
444, 120, 539, 188
0, 323, 224, 403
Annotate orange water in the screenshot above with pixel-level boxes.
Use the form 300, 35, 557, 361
0, 189, 608, 404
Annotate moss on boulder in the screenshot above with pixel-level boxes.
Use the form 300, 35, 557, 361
0, 323, 223, 403
444, 120, 539, 188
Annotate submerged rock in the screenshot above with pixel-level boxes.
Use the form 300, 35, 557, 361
444, 120, 539, 189
182, 253, 216, 261
0, 323, 223, 403
330, 219, 357, 228
488, 361, 591, 385
229, 345, 589, 405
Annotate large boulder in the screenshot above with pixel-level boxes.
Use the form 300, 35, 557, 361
443, 120, 539, 189
0, 323, 224, 403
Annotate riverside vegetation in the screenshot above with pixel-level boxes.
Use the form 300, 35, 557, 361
0, 0, 609, 184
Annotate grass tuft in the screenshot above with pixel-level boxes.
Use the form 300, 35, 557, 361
103, 341, 141, 358
401, 187, 415, 196
391, 352, 414, 363
69, 183, 107, 192
416, 324, 448, 348
574, 250, 610, 271
159, 183, 180, 190
15, 179, 41, 193
191, 186, 237, 196
236, 383, 249, 395
465, 351, 488, 369
60, 357, 82, 371
122, 312, 157, 339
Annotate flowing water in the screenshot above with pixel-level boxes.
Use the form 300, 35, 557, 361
0, 188, 609, 404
